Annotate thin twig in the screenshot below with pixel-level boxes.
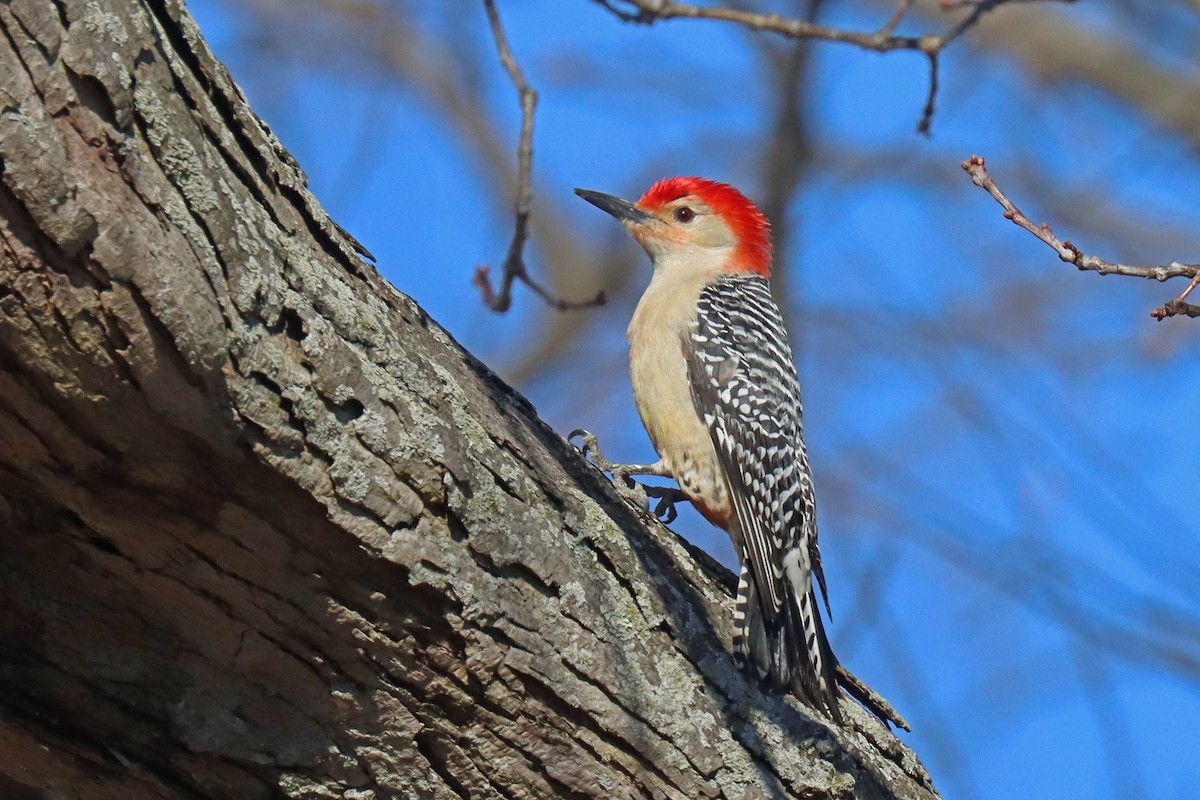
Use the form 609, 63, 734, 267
477, 0, 606, 313
591, 0, 1071, 134
939, 0, 1013, 46
916, 52, 939, 136
879, 0, 915, 38
940, 0, 1075, 8
590, 0, 651, 22
1151, 273, 1200, 320
961, 155, 1200, 321
592, 0, 934, 50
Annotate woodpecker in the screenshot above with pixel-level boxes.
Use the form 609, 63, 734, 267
574, 177, 842, 721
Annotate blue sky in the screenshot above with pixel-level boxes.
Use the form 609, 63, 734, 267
190, 2, 1200, 797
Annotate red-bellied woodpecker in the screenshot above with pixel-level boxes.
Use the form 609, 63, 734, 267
573, 176, 842, 722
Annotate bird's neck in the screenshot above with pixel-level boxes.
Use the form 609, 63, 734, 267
647, 244, 736, 280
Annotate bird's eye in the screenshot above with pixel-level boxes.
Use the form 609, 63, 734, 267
673, 206, 695, 223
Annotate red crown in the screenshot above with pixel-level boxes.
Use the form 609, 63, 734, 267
639, 177, 773, 276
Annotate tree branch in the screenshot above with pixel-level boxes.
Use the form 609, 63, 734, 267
590, 0, 1071, 133
593, 0, 931, 51
961, 155, 1200, 320
0, 1, 935, 796
476, 0, 606, 312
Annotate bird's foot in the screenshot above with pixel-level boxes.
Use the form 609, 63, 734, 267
569, 429, 621, 473
644, 485, 687, 524
569, 429, 672, 512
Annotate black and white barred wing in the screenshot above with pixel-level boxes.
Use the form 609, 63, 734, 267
686, 275, 813, 612
684, 275, 838, 713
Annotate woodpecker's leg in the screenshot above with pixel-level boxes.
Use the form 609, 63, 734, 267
569, 429, 678, 512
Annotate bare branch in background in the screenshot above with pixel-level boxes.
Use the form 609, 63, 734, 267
747, 0, 820, 337
1154, 273, 1200, 320
916, 53, 939, 135
880, 0, 916, 35
591, 0, 1069, 133
962, 156, 1200, 320
939, 0, 1072, 9
594, 0, 932, 51
477, 0, 606, 312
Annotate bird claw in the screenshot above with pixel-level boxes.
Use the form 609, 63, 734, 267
568, 429, 609, 469
569, 430, 608, 472
569, 429, 654, 512
644, 486, 686, 524
570, 429, 631, 477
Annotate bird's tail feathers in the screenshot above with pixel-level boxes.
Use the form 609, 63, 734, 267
733, 562, 842, 722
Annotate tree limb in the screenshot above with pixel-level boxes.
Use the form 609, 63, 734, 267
590, 0, 1071, 133
962, 155, 1200, 320
0, 0, 935, 796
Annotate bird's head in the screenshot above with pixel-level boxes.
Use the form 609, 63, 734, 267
575, 176, 773, 277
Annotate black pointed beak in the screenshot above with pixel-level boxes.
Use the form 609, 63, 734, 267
575, 188, 655, 225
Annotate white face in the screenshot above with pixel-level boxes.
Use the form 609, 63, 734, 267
627, 196, 738, 274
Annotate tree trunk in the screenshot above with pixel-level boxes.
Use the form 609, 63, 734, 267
0, 1, 937, 797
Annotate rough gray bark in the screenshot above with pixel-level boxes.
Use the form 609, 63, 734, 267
0, 1, 937, 798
